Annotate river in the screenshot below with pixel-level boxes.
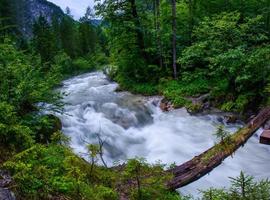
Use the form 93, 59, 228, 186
57, 71, 270, 197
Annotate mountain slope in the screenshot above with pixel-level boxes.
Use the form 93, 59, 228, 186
13, 0, 64, 37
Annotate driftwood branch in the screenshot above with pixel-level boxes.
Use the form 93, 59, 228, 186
79, 125, 108, 168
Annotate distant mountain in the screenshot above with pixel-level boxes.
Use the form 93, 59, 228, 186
12, 0, 64, 37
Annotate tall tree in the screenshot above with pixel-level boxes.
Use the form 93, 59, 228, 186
186, 0, 196, 45
130, 0, 147, 60
59, 15, 78, 58
265, 0, 270, 32
172, 0, 177, 78
155, 0, 163, 68
79, 7, 97, 56
33, 16, 57, 66
0, 0, 16, 35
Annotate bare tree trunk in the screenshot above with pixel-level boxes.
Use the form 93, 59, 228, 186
97, 134, 108, 168
171, 0, 177, 78
90, 157, 95, 176
135, 165, 142, 200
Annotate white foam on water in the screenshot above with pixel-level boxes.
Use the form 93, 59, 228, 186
56, 71, 270, 197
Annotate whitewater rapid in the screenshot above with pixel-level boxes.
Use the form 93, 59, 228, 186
57, 71, 270, 197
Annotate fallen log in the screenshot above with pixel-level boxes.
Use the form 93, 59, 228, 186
167, 107, 270, 189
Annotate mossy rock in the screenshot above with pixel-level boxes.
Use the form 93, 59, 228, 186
187, 103, 203, 114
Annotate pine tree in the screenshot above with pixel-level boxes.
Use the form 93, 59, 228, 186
78, 7, 97, 56
214, 125, 230, 143
59, 15, 78, 58
33, 16, 57, 66
171, 0, 177, 78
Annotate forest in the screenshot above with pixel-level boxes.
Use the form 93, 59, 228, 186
0, 0, 270, 199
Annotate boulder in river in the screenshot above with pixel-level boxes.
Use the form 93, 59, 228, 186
225, 114, 238, 124
159, 98, 173, 112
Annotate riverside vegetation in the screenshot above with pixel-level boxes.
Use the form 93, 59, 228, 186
0, 0, 270, 199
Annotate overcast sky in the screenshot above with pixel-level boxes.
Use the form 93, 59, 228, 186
48, 0, 96, 20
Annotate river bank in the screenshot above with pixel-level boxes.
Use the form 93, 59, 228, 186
105, 69, 257, 129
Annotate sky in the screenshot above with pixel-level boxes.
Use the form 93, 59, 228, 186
48, 0, 96, 20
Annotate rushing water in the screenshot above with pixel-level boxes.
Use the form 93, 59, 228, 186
57, 71, 270, 197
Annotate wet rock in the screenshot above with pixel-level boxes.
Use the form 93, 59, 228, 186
196, 93, 210, 103
0, 171, 15, 200
0, 188, 15, 200
217, 116, 224, 124
0, 171, 12, 188
159, 98, 173, 112
187, 103, 203, 114
187, 93, 211, 114
225, 114, 238, 124
159, 102, 167, 111
189, 93, 210, 104
263, 119, 270, 130
202, 101, 211, 110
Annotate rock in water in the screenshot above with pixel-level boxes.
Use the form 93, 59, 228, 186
159, 98, 173, 112
225, 114, 238, 124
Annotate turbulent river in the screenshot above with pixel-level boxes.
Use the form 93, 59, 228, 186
57, 71, 270, 197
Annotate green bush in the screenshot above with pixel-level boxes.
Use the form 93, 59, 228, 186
201, 172, 270, 200
72, 58, 94, 72
53, 52, 73, 75
4, 144, 118, 200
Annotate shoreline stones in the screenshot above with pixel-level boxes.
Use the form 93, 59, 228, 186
0, 171, 15, 200
159, 98, 173, 112
0, 188, 15, 200
159, 95, 243, 125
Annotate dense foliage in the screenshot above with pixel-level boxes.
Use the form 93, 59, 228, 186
0, 2, 185, 199
0, 0, 270, 199
96, 0, 270, 113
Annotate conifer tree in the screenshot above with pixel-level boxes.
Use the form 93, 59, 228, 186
33, 16, 57, 66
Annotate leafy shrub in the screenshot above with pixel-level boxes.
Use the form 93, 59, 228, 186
221, 101, 235, 112
72, 58, 94, 72
53, 52, 73, 75
0, 39, 61, 151
121, 158, 184, 200
116, 75, 158, 96
4, 144, 118, 200
201, 172, 270, 200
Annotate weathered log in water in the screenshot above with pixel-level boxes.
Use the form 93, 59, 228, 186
115, 108, 270, 199
167, 107, 270, 190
